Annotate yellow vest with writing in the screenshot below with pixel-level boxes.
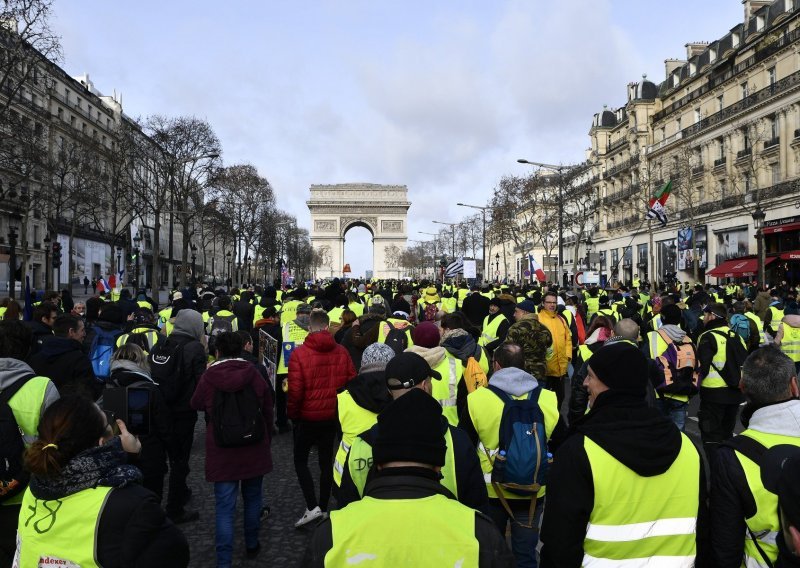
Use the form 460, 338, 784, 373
333, 391, 379, 487
431, 353, 463, 427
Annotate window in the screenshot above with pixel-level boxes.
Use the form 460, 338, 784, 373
69, 115, 75, 127
770, 115, 779, 140
768, 66, 777, 86
694, 107, 701, 123
709, 48, 717, 63
56, 107, 62, 119
772, 164, 781, 184
672, 74, 680, 88
787, 0, 794, 12
718, 179, 727, 198
77, 98, 81, 109
660, 127, 666, 141
718, 137, 725, 159
698, 186, 705, 202
743, 128, 750, 149
757, 15, 765, 31
689, 62, 697, 76
676, 117, 682, 131
732, 32, 740, 48
717, 95, 724, 112
744, 174, 752, 193
742, 82, 750, 98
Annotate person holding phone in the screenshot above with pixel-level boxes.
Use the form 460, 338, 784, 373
14, 395, 189, 567
107, 344, 172, 502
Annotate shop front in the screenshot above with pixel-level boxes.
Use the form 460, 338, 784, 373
763, 215, 800, 285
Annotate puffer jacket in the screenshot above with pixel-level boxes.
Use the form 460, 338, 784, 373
288, 331, 356, 421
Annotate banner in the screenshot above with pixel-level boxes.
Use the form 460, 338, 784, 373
462, 260, 476, 279
258, 330, 278, 391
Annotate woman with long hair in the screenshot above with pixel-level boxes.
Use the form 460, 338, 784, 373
15, 396, 189, 567
567, 315, 615, 426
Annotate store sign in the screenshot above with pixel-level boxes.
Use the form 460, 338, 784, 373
763, 215, 800, 228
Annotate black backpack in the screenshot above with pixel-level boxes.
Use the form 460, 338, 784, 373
383, 325, 409, 355
709, 329, 748, 389
0, 375, 33, 502
212, 384, 264, 448
148, 338, 185, 404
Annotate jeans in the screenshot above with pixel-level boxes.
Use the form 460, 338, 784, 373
698, 398, 740, 463
166, 411, 197, 515
657, 397, 688, 432
0, 504, 20, 568
488, 497, 544, 568
293, 420, 336, 511
214, 476, 263, 568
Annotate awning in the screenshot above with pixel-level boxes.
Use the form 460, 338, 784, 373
780, 250, 800, 261
707, 257, 776, 278
763, 222, 800, 235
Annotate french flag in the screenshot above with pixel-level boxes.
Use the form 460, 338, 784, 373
96, 278, 111, 293
528, 254, 546, 282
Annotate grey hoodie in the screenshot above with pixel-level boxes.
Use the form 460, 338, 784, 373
748, 399, 800, 436
657, 323, 687, 343
172, 310, 205, 341
489, 366, 539, 397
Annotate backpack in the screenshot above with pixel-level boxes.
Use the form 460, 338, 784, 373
423, 302, 438, 322
709, 329, 749, 389
486, 385, 550, 498
463, 356, 488, 393
208, 314, 235, 353
90, 326, 123, 381
652, 330, 698, 396
729, 314, 751, 343
148, 338, 185, 403
383, 324, 409, 355
0, 375, 32, 503
212, 384, 265, 448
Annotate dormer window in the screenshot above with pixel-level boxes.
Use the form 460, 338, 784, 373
709, 48, 717, 62
757, 15, 765, 31
787, 0, 794, 12
732, 32, 740, 47
689, 62, 697, 76
671, 73, 680, 88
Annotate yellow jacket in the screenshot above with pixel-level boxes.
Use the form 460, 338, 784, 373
537, 308, 572, 376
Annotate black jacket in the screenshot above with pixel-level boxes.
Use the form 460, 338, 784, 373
25, 321, 53, 357
338, 417, 490, 516
233, 299, 255, 332
28, 336, 100, 399
304, 468, 512, 567
568, 341, 603, 426
539, 391, 709, 567
697, 319, 745, 405
462, 293, 490, 328
341, 314, 384, 370
165, 332, 207, 414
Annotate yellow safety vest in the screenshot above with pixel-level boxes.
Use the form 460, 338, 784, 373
157, 308, 173, 336
698, 329, 745, 389
767, 306, 785, 330
325, 492, 478, 567
585, 297, 600, 319
597, 308, 616, 322
457, 289, 469, 308
17, 485, 113, 568
115, 328, 160, 353
277, 321, 309, 375
136, 300, 151, 309
346, 427, 457, 499
327, 307, 344, 326
466, 385, 558, 499
441, 297, 457, 314
376, 320, 414, 347
479, 314, 507, 348
733, 429, 800, 567
582, 434, 700, 566
280, 300, 301, 325
431, 353, 463, 427
779, 323, 800, 363
744, 312, 766, 345
348, 302, 365, 317
334, 391, 379, 487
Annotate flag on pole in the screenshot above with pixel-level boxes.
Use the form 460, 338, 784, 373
108, 274, 117, 290
97, 278, 110, 294
528, 254, 547, 282
646, 180, 672, 226
444, 257, 464, 279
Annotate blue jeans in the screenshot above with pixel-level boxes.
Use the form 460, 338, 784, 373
488, 497, 544, 568
214, 476, 263, 568
657, 397, 688, 432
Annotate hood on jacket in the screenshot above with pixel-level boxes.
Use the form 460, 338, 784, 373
36, 336, 83, 360
203, 359, 260, 392
440, 329, 480, 362
574, 391, 683, 477
782, 314, 800, 328
489, 366, 539, 396
0, 358, 36, 389
303, 330, 340, 353
657, 324, 686, 343
405, 345, 447, 370
345, 369, 392, 414
172, 309, 204, 341
109, 359, 152, 383
585, 327, 610, 345
746, 399, 800, 436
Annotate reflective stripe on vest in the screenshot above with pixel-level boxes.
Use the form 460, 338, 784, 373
467, 385, 558, 499
333, 391, 379, 487
432, 355, 462, 426
698, 329, 739, 389
779, 323, 800, 362
582, 434, 699, 566
479, 314, 507, 347
325, 493, 478, 567
116, 328, 160, 351
734, 429, 800, 567
744, 312, 766, 345
768, 307, 785, 330
17, 485, 113, 567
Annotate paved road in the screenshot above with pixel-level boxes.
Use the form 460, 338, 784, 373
182, 422, 319, 567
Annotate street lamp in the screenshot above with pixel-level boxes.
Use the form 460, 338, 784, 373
116, 245, 122, 278
457, 203, 495, 282
585, 236, 593, 270
133, 232, 142, 291
190, 243, 197, 286
43, 234, 51, 290
495, 253, 500, 282
7, 225, 17, 301
226, 251, 232, 288
752, 206, 767, 288
518, 158, 578, 289
419, 231, 439, 281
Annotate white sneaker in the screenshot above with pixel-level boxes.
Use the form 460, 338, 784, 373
294, 506, 323, 528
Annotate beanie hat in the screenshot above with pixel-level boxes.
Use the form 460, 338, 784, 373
373, 389, 446, 467
489, 297, 502, 308
296, 303, 312, 314
517, 299, 537, 314
360, 343, 396, 373
660, 304, 682, 326
588, 342, 648, 397
412, 321, 440, 348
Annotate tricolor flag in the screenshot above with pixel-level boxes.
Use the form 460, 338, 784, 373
646, 180, 672, 227
444, 257, 464, 279
528, 254, 546, 282
96, 278, 110, 293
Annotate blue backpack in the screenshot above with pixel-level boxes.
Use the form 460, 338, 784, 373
90, 327, 122, 381
729, 313, 751, 343
487, 385, 550, 497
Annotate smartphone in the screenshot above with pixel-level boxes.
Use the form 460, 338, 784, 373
126, 387, 151, 436
102, 410, 121, 436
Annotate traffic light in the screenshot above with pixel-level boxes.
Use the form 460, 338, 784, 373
52, 242, 61, 268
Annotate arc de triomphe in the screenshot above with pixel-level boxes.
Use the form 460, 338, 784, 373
307, 183, 410, 279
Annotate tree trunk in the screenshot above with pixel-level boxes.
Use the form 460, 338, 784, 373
151, 215, 161, 299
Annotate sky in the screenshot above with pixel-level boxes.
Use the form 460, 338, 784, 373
51, 0, 744, 277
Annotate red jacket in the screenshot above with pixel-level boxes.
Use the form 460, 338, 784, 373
287, 331, 356, 421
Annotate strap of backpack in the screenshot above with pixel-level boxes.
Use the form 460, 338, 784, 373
0, 374, 34, 407
486, 384, 511, 404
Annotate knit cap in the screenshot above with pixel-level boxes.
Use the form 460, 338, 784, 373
587, 341, 649, 397
373, 389, 446, 467
360, 342, 396, 373
412, 321, 440, 348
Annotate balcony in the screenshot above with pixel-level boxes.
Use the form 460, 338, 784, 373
764, 137, 780, 150
713, 157, 727, 168
737, 147, 752, 159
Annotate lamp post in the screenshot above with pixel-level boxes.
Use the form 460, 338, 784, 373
418, 231, 439, 281
585, 236, 593, 270
432, 221, 459, 260
495, 253, 500, 282
518, 158, 577, 289
7, 225, 17, 300
43, 234, 51, 290
245, 255, 251, 285
752, 207, 766, 288
116, 245, 122, 278
226, 251, 232, 289
133, 233, 141, 291
190, 243, 197, 286
457, 203, 495, 282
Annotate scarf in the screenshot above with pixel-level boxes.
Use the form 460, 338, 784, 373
30, 437, 142, 501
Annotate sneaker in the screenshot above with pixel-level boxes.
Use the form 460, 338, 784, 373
294, 506, 323, 528
246, 542, 261, 559
168, 509, 200, 525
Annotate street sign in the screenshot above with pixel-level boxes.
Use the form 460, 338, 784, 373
523, 269, 531, 277
343, 263, 351, 273
584, 271, 600, 284
574, 271, 584, 286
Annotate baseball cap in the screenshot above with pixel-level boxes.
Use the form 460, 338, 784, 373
703, 303, 727, 319
385, 352, 441, 390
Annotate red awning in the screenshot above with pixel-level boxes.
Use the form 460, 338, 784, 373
763, 222, 800, 235
780, 250, 800, 261
707, 257, 776, 278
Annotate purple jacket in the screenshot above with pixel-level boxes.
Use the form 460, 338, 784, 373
191, 359, 273, 482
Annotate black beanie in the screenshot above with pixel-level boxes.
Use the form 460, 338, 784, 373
660, 304, 682, 326
588, 342, 649, 397
373, 389, 446, 467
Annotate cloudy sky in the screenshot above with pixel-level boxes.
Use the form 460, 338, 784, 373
53, 1, 743, 277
